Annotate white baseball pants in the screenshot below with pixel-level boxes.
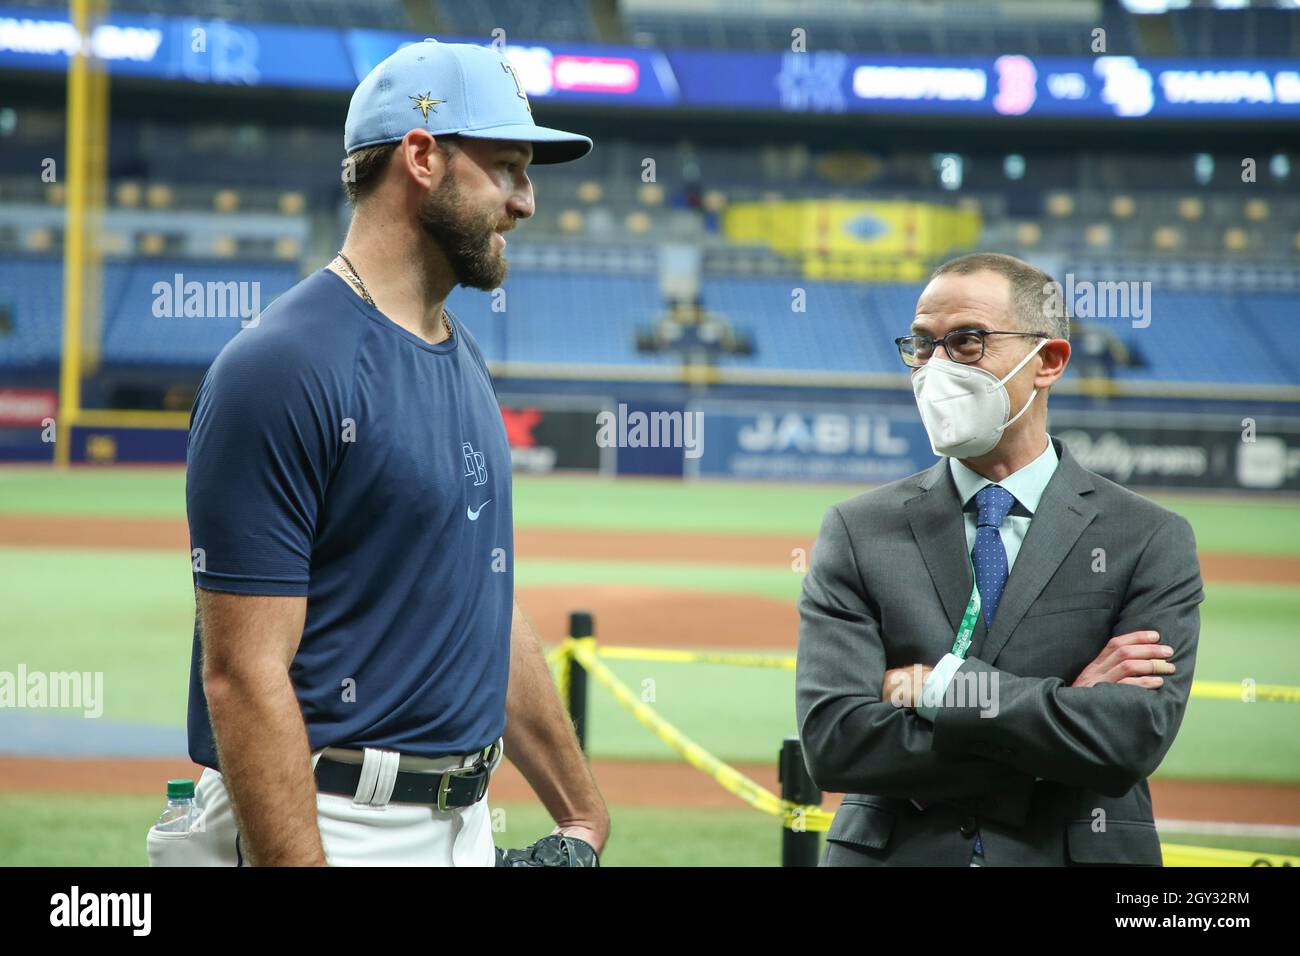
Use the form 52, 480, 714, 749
146, 742, 501, 867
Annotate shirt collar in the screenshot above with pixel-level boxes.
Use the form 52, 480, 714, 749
948, 435, 1059, 515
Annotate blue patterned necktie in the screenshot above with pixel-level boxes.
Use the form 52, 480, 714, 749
968, 484, 1015, 867
973, 484, 1016, 628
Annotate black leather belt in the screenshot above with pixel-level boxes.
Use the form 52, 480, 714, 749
315, 742, 498, 810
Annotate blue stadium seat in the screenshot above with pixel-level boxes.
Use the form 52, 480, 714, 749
3, 258, 1297, 389
432, 0, 598, 44
0, 257, 299, 368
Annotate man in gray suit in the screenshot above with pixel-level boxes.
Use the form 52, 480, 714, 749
796, 253, 1203, 866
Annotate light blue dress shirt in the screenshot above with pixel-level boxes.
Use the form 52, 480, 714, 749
915, 435, 1059, 722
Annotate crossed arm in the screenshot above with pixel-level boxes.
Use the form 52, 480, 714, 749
201, 591, 607, 866
795, 506, 1203, 812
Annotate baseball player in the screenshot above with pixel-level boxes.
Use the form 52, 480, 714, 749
157, 39, 607, 867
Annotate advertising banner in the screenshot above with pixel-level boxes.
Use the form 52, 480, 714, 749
4, 8, 1297, 121
686, 401, 937, 483
499, 396, 612, 474
1050, 414, 1300, 492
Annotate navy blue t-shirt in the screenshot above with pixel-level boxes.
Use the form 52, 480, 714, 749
185, 268, 513, 770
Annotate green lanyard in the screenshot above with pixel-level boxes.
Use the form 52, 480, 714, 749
950, 556, 982, 660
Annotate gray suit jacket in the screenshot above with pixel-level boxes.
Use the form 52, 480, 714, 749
795, 436, 1204, 866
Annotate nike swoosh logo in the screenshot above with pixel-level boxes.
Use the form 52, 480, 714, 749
467, 499, 492, 521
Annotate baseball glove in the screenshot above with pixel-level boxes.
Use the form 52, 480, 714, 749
494, 833, 600, 867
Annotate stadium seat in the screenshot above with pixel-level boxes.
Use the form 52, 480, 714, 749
1085, 224, 1111, 249
1153, 226, 1181, 251
1047, 193, 1074, 217
638, 183, 665, 207
1244, 199, 1269, 222
624, 212, 652, 235
278, 192, 305, 215
145, 185, 172, 209
26, 229, 53, 253
115, 183, 142, 208
1015, 222, 1041, 247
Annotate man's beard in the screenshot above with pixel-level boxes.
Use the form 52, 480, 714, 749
417, 173, 508, 291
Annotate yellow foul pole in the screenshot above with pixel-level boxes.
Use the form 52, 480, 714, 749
57, 0, 107, 467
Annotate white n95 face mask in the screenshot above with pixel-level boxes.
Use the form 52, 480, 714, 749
911, 338, 1048, 459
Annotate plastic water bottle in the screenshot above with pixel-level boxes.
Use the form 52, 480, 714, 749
155, 779, 197, 832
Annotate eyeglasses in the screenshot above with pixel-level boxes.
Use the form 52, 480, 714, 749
894, 329, 1050, 368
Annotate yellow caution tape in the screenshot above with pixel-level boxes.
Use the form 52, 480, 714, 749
565, 638, 826, 826
550, 637, 1300, 865
594, 645, 796, 670
546, 644, 571, 710
785, 805, 834, 832
1189, 681, 1300, 704
554, 640, 1300, 703
1161, 843, 1299, 867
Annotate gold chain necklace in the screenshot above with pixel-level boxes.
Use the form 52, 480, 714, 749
334, 251, 453, 338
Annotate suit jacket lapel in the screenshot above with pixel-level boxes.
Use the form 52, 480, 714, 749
971, 437, 1099, 665
905, 459, 978, 638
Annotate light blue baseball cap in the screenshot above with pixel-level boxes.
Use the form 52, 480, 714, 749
345, 38, 593, 165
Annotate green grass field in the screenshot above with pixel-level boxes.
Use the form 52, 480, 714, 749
1, 794, 1296, 867
1, 468, 1298, 865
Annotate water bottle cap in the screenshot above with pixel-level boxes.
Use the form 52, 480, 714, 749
167, 778, 195, 799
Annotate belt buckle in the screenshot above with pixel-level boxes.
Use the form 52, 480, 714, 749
436, 742, 499, 810
437, 761, 487, 811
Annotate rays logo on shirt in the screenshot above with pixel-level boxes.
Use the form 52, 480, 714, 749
462, 442, 488, 486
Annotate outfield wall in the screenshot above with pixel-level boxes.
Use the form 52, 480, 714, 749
5, 379, 1299, 493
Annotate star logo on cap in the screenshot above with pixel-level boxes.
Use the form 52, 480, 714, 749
409, 92, 444, 120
